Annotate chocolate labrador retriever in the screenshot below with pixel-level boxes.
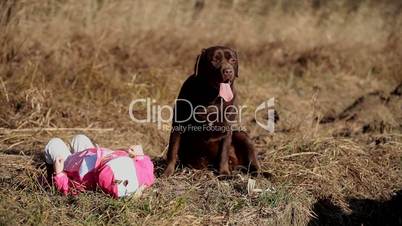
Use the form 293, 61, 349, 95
163, 46, 259, 176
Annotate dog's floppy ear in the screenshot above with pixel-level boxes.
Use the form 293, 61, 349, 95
194, 48, 206, 77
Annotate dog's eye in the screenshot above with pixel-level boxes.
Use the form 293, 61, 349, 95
229, 58, 236, 64
211, 58, 220, 66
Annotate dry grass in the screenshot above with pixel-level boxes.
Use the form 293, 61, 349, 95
1, 0, 402, 225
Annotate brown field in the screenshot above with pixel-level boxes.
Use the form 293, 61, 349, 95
1, 0, 402, 225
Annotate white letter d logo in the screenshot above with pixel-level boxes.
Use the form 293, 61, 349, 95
254, 97, 275, 133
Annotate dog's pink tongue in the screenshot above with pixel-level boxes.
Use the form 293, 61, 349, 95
219, 83, 234, 102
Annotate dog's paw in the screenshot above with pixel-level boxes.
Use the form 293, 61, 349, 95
219, 167, 231, 176
250, 160, 260, 172
162, 164, 175, 177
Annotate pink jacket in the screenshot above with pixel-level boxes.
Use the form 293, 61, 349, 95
53, 147, 154, 196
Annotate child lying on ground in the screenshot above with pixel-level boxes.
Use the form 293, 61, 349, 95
44, 134, 155, 198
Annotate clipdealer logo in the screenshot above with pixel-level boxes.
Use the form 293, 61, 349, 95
128, 97, 275, 133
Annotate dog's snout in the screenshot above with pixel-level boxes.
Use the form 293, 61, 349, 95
223, 68, 234, 76
221, 67, 234, 82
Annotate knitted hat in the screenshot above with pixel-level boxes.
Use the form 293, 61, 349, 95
97, 156, 139, 198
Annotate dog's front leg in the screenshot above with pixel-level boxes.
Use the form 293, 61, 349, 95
219, 133, 232, 175
163, 130, 181, 177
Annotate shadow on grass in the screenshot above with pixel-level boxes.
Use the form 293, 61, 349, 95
308, 190, 402, 226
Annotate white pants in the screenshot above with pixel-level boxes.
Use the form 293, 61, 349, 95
44, 134, 95, 164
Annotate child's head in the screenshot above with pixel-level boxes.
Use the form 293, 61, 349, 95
97, 154, 155, 198
98, 156, 139, 198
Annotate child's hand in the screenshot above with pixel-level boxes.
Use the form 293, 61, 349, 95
131, 145, 144, 155
127, 145, 144, 159
54, 156, 65, 175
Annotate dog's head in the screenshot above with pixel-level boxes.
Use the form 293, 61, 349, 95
194, 46, 239, 87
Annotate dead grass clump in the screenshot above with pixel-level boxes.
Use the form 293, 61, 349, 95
320, 82, 402, 135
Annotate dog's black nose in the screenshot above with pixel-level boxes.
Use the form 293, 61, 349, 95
223, 68, 234, 76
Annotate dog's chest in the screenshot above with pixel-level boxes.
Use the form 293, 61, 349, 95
194, 99, 237, 125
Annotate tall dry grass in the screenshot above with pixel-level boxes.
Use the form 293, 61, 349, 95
1, 0, 401, 121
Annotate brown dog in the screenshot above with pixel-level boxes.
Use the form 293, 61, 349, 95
163, 46, 259, 176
